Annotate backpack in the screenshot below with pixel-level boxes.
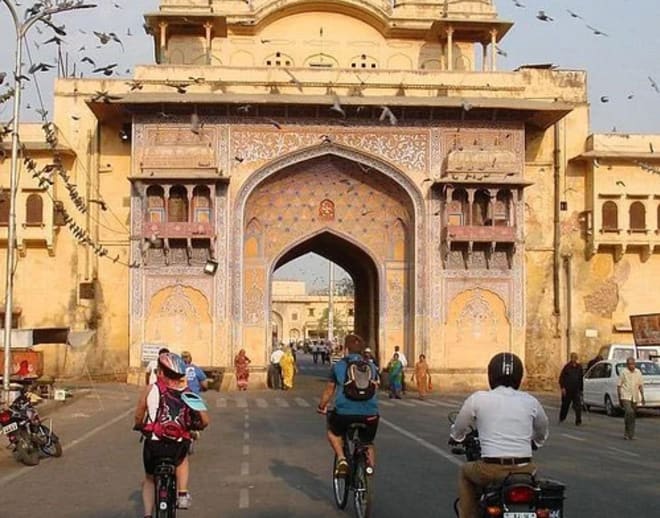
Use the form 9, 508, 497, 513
144, 381, 192, 441
342, 357, 377, 401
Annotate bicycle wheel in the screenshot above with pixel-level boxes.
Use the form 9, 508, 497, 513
353, 456, 373, 518
332, 454, 349, 510
154, 473, 177, 518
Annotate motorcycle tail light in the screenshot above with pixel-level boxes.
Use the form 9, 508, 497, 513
0, 410, 10, 424
537, 509, 551, 518
486, 506, 502, 517
506, 486, 536, 504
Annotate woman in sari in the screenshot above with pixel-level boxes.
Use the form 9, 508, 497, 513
411, 354, 431, 400
387, 353, 404, 399
279, 347, 297, 390
234, 349, 251, 391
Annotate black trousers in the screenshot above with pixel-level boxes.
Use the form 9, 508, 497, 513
560, 390, 582, 424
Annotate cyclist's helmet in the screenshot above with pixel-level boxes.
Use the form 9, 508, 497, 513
488, 352, 524, 390
158, 352, 186, 379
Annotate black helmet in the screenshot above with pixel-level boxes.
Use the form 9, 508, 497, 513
488, 352, 524, 390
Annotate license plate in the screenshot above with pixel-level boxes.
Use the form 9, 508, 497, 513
504, 513, 536, 518
2, 422, 18, 434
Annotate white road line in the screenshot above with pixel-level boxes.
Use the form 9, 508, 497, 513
244, 421, 250, 429
0, 407, 133, 488
244, 431, 250, 441
275, 398, 290, 408
560, 433, 587, 442
380, 417, 461, 466
240, 461, 250, 476
295, 397, 311, 407
256, 398, 268, 408
217, 398, 227, 408
379, 399, 395, 407
394, 399, 416, 407
415, 399, 436, 407
239, 488, 250, 509
243, 445, 250, 455
237, 398, 248, 408
606, 446, 641, 458
428, 400, 459, 408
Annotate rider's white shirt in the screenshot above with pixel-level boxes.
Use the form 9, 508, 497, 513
450, 386, 549, 458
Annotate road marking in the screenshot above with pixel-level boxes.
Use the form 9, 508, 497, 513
237, 398, 248, 408
217, 398, 227, 408
244, 421, 249, 429
606, 446, 640, 458
239, 488, 249, 509
561, 433, 586, 442
275, 398, 290, 408
380, 417, 461, 467
379, 399, 395, 407
243, 445, 250, 455
0, 407, 133, 488
428, 400, 459, 408
394, 399, 416, 407
240, 462, 250, 476
295, 397, 310, 407
256, 398, 268, 408
415, 399, 436, 407
244, 431, 250, 441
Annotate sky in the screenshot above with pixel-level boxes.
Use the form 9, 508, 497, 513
1, 0, 659, 290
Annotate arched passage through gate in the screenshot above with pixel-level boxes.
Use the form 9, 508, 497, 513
272, 231, 380, 355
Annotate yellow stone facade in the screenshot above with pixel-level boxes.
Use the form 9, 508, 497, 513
1, 0, 659, 389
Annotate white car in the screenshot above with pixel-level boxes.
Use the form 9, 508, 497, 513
583, 359, 660, 416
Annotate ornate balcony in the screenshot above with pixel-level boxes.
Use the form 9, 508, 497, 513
443, 225, 516, 243
143, 220, 214, 239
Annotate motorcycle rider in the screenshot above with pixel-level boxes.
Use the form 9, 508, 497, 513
134, 352, 209, 517
450, 352, 549, 518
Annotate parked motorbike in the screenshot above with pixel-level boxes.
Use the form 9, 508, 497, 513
0, 386, 62, 466
448, 411, 565, 518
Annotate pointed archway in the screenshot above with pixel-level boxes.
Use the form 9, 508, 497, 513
273, 230, 380, 355
234, 146, 424, 369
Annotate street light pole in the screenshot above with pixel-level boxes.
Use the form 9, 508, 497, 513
328, 260, 334, 343
1, 0, 96, 405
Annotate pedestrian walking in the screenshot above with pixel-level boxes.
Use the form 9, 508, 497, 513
280, 347, 297, 390
269, 345, 284, 390
617, 357, 645, 440
586, 352, 603, 372
559, 352, 583, 425
234, 349, 251, 391
394, 345, 408, 394
387, 353, 404, 399
411, 354, 431, 400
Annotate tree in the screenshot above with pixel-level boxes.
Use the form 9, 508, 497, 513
317, 307, 347, 339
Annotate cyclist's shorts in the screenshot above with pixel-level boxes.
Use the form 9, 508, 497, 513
327, 412, 379, 444
143, 439, 190, 475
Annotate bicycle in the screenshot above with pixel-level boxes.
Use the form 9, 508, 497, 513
332, 423, 374, 518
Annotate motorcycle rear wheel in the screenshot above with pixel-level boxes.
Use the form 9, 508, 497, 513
14, 429, 40, 466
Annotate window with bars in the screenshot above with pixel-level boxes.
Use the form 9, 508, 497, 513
602, 201, 618, 231
629, 202, 646, 231
25, 193, 44, 226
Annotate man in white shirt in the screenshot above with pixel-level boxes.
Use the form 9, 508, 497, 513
450, 353, 549, 518
617, 357, 645, 440
269, 346, 285, 390
145, 347, 169, 385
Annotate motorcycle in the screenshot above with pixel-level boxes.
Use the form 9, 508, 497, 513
0, 386, 62, 465
448, 411, 565, 518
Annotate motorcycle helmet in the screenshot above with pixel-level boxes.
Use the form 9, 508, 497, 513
488, 352, 523, 390
158, 352, 187, 379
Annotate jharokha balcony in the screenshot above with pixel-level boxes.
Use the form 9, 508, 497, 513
443, 224, 516, 243
144, 220, 214, 239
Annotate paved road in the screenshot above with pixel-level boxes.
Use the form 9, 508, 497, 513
1, 355, 659, 517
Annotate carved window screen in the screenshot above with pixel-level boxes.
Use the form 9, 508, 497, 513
494, 190, 511, 226
0, 189, 9, 225
168, 185, 188, 223
146, 185, 165, 223
629, 202, 646, 231
449, 189, 468, 225
192, 185, 211, 223
25, 193, 43, 226
473, 190, 490, 226
602, 201, 618, 231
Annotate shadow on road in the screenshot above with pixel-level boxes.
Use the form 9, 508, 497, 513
268, 458, 329, 503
